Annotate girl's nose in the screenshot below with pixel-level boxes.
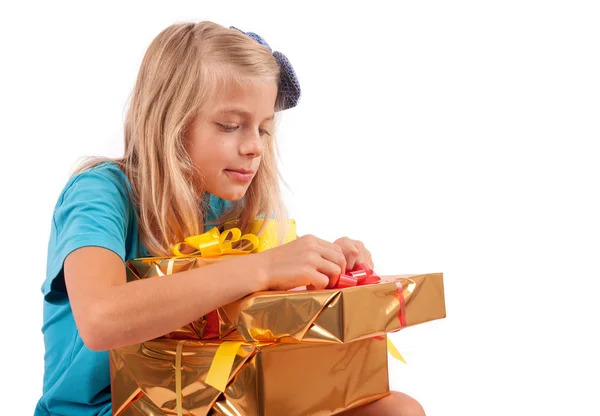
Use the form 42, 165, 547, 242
239, 129, 264, 157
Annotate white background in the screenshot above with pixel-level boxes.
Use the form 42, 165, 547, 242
1, 1, 599, 415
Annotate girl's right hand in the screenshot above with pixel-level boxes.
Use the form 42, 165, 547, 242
253, 234, 347, 291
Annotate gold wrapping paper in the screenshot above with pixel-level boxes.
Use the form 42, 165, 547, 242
111, 337, 389, 416
220, 273, 446, 343
126, 257, 446, 343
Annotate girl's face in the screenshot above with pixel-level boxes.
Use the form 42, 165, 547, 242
186, 80, 277, 201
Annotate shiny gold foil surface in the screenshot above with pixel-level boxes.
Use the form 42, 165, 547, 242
220, 273, 445, 343
111, 337, 389, 416
127, 257, 446, 343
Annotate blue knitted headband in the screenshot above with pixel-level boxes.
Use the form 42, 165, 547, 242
230, 26, 301, 111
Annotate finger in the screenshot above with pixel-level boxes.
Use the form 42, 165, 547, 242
315, 256, 344, 288
329, 238, 358, 272
352, 241, 372, 271
316, 240, 347, 272
342, 242, 360, 272
306, 269, 330, 290
364, 249, 374, 269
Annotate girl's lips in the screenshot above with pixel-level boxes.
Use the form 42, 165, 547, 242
224, 169, 254, 182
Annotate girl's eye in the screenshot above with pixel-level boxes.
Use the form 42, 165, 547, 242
218, 124, 239, 132
259, 129, 272, 137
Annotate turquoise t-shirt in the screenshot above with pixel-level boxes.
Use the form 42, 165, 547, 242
35, 162, 230, 416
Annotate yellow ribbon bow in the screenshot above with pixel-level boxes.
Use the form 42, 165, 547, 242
171, 227, 259, 257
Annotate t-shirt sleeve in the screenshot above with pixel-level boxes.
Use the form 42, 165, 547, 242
42, 169, 131, 302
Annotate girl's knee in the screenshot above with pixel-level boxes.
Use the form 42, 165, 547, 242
341, 391, 426, 416
387, 391, 426, 416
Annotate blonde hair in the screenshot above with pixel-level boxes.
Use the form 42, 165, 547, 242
75, 21, 288, 256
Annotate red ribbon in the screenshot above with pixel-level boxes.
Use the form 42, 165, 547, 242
332, 263, 406, 331
393, 280, 407, 329
203, 310, 221, 339
332, 263, 382, 288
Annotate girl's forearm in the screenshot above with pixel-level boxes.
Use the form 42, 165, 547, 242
86, 255, 266, 351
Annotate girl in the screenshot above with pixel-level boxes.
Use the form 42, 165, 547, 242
36, 21, 425, 416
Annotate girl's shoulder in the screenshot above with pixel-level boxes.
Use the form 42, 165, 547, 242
52, 160, 137, 235
71, 160, 130, 188
58, 161, 132, 206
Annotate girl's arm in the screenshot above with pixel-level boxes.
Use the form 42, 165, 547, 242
65, 235, 345, 351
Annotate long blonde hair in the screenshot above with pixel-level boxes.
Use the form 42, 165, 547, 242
75, 21, 288, 256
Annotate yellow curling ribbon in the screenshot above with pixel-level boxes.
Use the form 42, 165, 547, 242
205, 342, 245, 392
387, 336, 407, 364
175, 340, 246, 414
171, 227, 259, 258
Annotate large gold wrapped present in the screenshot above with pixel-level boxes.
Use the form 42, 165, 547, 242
111, 337, 390, 416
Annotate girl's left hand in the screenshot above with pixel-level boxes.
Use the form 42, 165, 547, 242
333, 237, 374, 273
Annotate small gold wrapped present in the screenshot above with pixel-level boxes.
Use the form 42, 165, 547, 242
218, 272, 445, 343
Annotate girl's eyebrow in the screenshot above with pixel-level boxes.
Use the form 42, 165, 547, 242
218, 107, 274, 122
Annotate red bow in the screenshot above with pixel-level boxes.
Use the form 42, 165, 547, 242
331, 263, 382, 288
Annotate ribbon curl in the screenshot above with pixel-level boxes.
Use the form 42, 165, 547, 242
172, 227, 259, 258
333, 263, 408, 363
332, 265, 407, 330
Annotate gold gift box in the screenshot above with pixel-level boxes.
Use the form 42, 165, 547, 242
219, 273, 446, 343
111, 337, 390, 416
116, 221, 446, 415
127, 256, 446, 344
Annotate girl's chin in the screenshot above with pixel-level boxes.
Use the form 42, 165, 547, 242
207, 185, 249, 202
